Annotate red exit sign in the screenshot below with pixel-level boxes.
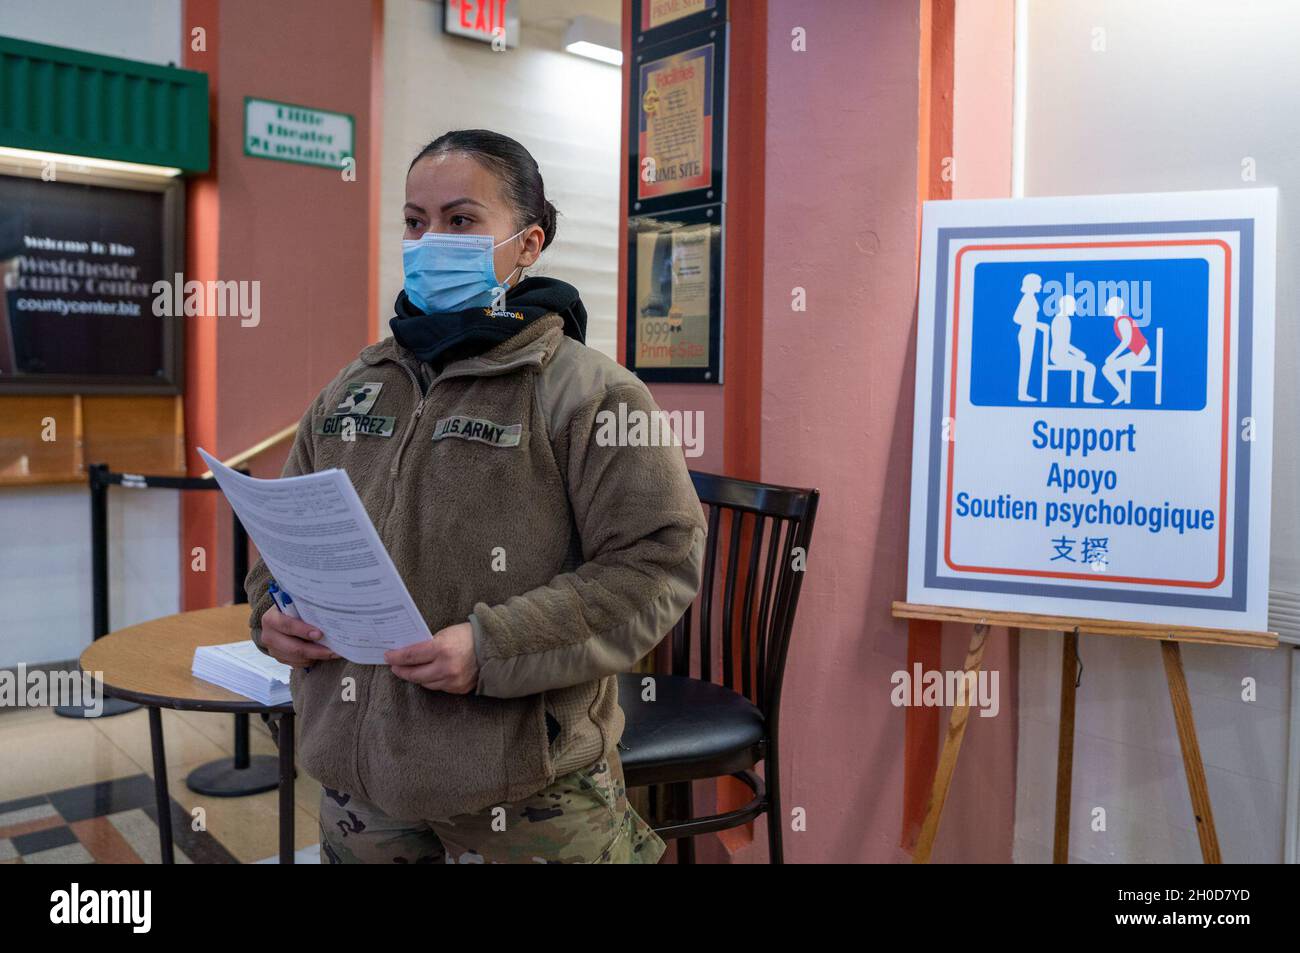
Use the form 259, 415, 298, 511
444, 0, 520, 48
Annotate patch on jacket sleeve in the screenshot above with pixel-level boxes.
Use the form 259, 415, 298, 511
315, 381, 394, 437
334, 381, 384, 415
431, 415, 522, 448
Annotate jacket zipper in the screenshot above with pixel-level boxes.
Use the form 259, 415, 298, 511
385, 353, 543, 480
355, 358, 425, 803
389, 361, 429, 478
353, 347, 547, 800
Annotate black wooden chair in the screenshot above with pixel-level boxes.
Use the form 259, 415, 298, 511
617, 470, 819, 864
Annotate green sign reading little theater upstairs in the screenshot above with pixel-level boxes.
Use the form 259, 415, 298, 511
243, 97, 355, 170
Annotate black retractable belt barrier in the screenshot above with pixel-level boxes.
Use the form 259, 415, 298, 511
56, 463, 280, 798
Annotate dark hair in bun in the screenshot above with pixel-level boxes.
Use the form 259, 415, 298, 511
409, 129, 559, 251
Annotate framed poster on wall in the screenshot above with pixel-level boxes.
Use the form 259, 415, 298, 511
906, 188, 1277, 631
626, 203, 722, 384
0, 165, 185, 394
627, 27, 726, 217
631, 0, 726, 48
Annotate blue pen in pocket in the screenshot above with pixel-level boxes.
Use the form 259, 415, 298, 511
269, 580, 312, 675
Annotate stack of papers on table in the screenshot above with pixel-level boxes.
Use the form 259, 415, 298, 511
192, 641, 292, 707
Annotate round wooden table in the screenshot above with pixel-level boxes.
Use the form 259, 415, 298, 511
80, 605, 296, 864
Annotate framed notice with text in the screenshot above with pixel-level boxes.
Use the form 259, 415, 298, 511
625, 204, 723, 384
628, 28, 726, 216
906, 189, 1277, 631
244, 97, 355, 171
631, 0, 725, 47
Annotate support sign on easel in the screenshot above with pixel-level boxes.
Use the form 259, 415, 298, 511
899, 188, 1278, 862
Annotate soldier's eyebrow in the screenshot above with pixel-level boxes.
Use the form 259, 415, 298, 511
404, 198, 487, 217
440, 197, 487, 213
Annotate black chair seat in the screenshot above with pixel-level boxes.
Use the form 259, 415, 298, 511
616, 672, 765, 788
614, 471, 819, 863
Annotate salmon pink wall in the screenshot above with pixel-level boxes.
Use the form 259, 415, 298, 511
753, 0, 923, 863
749, 0, 1017, 862
182, 0, 380, 608
211, 0, 377, 465
934, 0, 1019, 864
614, 0, 1020, 862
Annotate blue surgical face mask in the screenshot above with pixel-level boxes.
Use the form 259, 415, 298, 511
402, 226, 528, 313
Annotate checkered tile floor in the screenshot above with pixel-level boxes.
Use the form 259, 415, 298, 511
0, 774, 239, 864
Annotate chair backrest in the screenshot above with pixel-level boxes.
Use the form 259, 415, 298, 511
667, 470, 819, 717
87, 463, 250, 640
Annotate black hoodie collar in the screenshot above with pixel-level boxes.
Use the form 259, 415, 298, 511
389, 276, 587, 370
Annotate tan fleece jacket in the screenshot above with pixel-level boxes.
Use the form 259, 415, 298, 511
245, 314, 706, 820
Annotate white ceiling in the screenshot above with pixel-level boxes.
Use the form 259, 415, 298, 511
517, 0, 622, 32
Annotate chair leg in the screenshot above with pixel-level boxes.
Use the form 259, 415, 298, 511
671, 781, 695, 864
766, 749, 785, 864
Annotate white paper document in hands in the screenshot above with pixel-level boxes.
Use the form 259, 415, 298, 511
198, 447, 432, 664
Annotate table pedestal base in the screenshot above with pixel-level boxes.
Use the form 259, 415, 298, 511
186, 755, 283, 797
55, 697, 139, 718
185, 712, 296, 796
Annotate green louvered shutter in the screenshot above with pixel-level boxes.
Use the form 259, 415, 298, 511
0, 35, 209, 173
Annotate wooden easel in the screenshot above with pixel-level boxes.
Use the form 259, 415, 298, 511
892, 602, 1279, 864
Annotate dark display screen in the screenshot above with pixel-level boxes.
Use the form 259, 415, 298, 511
0, 173, 178, 391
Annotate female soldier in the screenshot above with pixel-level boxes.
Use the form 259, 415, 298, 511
246, 129, 707, 864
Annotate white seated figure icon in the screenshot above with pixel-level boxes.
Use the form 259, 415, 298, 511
1101, 296, 1158, 406
1041, 294, 1102, 404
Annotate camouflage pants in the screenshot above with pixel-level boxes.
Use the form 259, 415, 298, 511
318, 751, 665, 864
